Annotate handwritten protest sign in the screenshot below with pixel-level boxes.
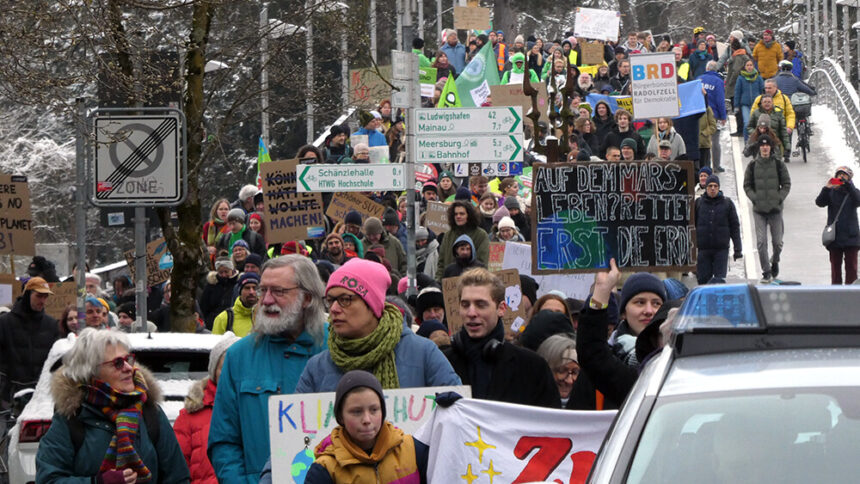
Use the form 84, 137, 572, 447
326, 192, 385, 225
490, 84, 549, 129
0, 175, 35, 256
415, 398, 616, 483
487, 242, 505, 271
261, 159, 326, 242
419, 67, 437, 97
268, 386, 471, 483
349, 65, 393, 109
574, 7, 621, 42
124, 237, 173, 287
501, 241, 595, 300
443, 269, 526, 336
581, 42, 605, 65
630, 53, 679, 119
531, 161, 696, 273
423, 201, 450, 234
453, 6, 491, 30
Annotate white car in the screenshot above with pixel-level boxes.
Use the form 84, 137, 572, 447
6, 332, 223, 484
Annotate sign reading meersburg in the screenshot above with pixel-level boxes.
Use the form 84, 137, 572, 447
531, 161, 696, 273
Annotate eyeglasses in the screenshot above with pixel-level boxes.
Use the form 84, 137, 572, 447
555, 367, 580, 380
325, 294, 357, 309
100, 353, 136, 371
256, 286, 301, 298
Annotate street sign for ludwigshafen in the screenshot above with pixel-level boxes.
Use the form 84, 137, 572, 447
414, 106, 524, 163
297, 164, 406, 192
92, 108, 186, 206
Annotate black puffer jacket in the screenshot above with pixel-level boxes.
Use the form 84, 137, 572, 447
0, 293, 58, 401
695, 192, 742, 251
815, 182, 860, 248
198, 271, 238, 330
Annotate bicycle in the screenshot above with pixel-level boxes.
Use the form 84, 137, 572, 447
791, 92, 813, 163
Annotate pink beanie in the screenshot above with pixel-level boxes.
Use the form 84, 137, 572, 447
326, 258, 391, 317
397, 276, 409, 294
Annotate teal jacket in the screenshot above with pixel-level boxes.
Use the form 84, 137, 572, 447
207, 329, 327, 484
35, 367, 190, 483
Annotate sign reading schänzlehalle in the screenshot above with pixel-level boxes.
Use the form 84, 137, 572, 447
260, 159, 326, 242
629, 52, 679, 119
531, 161, 696, 273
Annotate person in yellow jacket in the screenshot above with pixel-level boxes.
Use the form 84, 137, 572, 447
211, 272, 258, 337
300, 370, 429, 484
751, 79, 795, 162
752, 29, 783, 79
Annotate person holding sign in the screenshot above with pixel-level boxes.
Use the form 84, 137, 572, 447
443, 268, 560, 408
295, 258, 460, 392
267, 371, 429, 484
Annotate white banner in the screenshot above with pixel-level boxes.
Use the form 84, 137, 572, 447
502, 241, 595, 300
629, 52, 680, 119
268, 386, 471, 483
414, 398, 616, 483
573, 7, 621, 42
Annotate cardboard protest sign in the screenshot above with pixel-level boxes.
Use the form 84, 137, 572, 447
268, 385, 472, 483
630, 53, 679, 119
585, 93, 634, 117
531, 161, 696, 273
419, 67, 437, 97
414, 398, 616, 483
0, 273, 14, 307
488, 242, 505, 272
574, 7, 621, 42
349, 65, 393, 109
124, 237, 173, 287
326, 192, 385, 224
443, 269, 527, 336
350, 134, 368, 148
501, 241, 595, 300
453, 6, 491, 30
423, 201, 450, 234
0, 175, 35, 256
260, 159, 326, 242
716, 41, 728, 60
490, 83, 549, 129
581, 42, 605, 65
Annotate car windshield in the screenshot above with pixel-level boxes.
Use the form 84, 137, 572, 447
135, 350, 209, 382
625, 387, 860, 483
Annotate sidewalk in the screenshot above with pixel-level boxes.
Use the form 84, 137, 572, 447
726, 114, 834, 285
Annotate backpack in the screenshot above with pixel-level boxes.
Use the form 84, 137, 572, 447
67, 403, 161, 455
225, 307, 234, 333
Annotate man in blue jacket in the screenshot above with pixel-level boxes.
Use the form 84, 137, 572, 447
699, 61, 728, 172
440, 30, 467, 76
695, 175, 742, 284
295, 258, 461, 392
208, 255, 328, 483
351, 110, 387, 147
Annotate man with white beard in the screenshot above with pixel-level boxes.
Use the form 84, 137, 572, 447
208, 255, 328, 483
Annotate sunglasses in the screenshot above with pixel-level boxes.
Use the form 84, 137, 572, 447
100, 353, 136, 370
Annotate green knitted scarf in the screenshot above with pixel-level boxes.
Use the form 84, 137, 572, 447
740, 69, 759, 81
328, 303, 402, 389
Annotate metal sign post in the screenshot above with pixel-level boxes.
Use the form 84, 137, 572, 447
90, 107, 186, 331
296, 164, 406, 192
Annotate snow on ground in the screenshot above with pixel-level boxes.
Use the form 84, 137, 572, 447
813, 104, 859, 175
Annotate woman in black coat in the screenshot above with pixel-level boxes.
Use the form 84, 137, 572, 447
815, 166, 860, 284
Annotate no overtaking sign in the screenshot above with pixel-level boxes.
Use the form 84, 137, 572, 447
92, 108, 186, 206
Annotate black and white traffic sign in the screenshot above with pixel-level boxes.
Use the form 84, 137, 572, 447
92, 109, 185, 206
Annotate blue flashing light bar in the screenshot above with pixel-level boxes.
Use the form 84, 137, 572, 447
673, 284, 762, 332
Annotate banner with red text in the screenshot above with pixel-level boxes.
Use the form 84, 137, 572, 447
414, 398, 616, 483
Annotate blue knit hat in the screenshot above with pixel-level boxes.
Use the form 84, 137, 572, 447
706, 174, 720, 187
344, 209, 363, 226
455, 186, 472, 200
237, 272, 260, 290
231, 239, 250, 251
620, 273, 667, 310
698, 166, 712, 177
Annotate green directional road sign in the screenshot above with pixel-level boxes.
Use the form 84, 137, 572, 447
415, 107, 522, 135
415, 134, 524, 163
297, 164, 406, 192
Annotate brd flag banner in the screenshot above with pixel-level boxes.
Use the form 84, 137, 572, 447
268, 386, 470, 483
414, 398, 616, 483
630, 53, 679, 119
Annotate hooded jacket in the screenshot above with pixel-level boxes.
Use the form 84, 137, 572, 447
443, 234, 484, 278
0, 293, 58, 401
436, 207, 490, 281
591, 102, 617, 140
35, 366, 190, 483
173, 378, 218, 484
753, 39, 784, 79
748, 107, 789, 151
698, 70, 727, 120
302, 423, 428, 484
215, 226, 267, 261
212, 296, 255, 337
688, 49, 713, 79
696, 191, 742, 251
744, 153, 792, 214
501, 52, 539, 84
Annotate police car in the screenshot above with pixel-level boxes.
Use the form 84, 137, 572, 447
587, 284, 860, 483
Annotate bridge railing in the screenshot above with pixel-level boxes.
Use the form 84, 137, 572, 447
808, 57, 860, 158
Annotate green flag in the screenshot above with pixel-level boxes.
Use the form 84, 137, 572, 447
436, 74, 461, 108
455, 43, 501, 107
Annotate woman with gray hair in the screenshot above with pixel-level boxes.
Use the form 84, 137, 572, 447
36, 328, 189, 483
537, 334, 580, 408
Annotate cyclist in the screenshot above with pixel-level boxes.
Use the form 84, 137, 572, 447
773, 60, 816, 157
